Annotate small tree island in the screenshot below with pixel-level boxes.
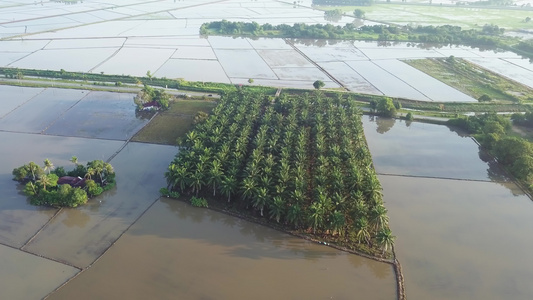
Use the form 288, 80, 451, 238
12, 157, 116, 207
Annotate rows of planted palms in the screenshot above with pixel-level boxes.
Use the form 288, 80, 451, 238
165, 90, 394, 255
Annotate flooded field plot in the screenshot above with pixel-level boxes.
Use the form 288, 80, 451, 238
10, 48, 119, 72
374, 59, 476, 102
208, 36, 253, 50
381, 176, 533, 300
118, 20, 188, 37
24, 142, 177, 268
271, 67, 330, 81
0, 40, 50, 52
465, 57, 533, 89
257, 49, 313, 67
124, 37, 210, 48
30, 20, 146, 40
0, 85, 43, 118
0, 88, 86, 133
170, 46, 216, 60
215, 49, 278, 79
319, 61, 382, 94
357, 47, 444, 60
44, 38, 126, 50
247, 37, 293, 50
155, 59, 230, 83
92, 47, 175, 77
362, 116, 506, 181
44, 91, 147, 140
294, 44, 368, 62
0, 131, 123, 248
346, 60, 431, 101
49, 198, 396, 300
504, 58, 533, 72
0, 244, 79, 300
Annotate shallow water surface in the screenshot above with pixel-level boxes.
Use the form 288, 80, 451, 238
363, 116, 533, 300
50, 198, 396, 300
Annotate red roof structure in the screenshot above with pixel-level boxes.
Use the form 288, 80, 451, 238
58, 176, 86, 187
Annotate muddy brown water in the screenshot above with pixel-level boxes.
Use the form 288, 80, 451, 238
49, 199, 396, 300
363, 116, 533, 300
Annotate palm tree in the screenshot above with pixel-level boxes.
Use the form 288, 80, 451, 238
43, 159, 54, 174
70, 156, 79, 166
37, 174, 52, 191
85, 167, 95, 180
286, 204, 303, 228
369, 204, 389, 232
27, 161, 42, 181
190, 170, 205, 196
252, 187, 268, 216
329, 210, 345, 236
241, 177, 257, 203
269, 196, 284, 223
355, 217, 371, 246
308, 201, 326, 233
208, 160, 224, 196
376, 227, 395, 255
364, 174, 383, 205
219, 175, 237, 202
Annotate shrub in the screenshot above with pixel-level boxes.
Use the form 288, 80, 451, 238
190, 196, 208, 208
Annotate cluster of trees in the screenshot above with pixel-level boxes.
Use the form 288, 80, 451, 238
511, 112, 533, 128
201, 20, 507, 48
370, 97, 398, 117
448, 113, 533, 185
134, 84, 170, 110
324, 9, 344, 22
12, 158, 115, 207
165, 90, 394, 254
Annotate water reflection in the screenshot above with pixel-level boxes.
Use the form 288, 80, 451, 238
369, 115, 396, 134
159, 198, 343, 261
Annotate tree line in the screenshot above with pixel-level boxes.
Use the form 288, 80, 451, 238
448, 113, 533, 186
165, 90, 394, 255
201, 20, 515, 51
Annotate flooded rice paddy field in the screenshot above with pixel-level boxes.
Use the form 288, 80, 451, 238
0, 87, 395, 299
1, 0, 532, 101
363, 116, 533, 300
49, 199, 396, 300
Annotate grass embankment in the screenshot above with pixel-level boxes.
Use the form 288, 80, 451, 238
132, 100, 217, 145
405, 57, 533, 103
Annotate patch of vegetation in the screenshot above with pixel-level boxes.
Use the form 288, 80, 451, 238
201, 20, 522, 55
0, 67, 236, 94
370, 97, 397, 117
134, 84, 171, 111
132, 100, 216, 145
165, 90, 395, 256
159, 187, 180, 198
404, 57, 533, 103
448, 113, 533, 188
190, 196, 209, 208
12, 157, 115, 207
